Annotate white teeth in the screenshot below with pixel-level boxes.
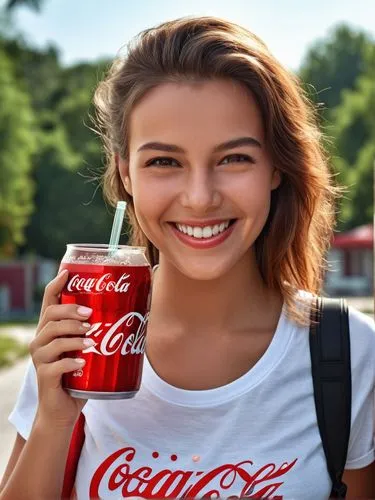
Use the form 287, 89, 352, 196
193, 227, 203, 238
175, 221, 232, 239
202, 226, 213, 238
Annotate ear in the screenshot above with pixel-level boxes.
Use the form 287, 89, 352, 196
116, 154, 133, 196
271, 168, 282, 191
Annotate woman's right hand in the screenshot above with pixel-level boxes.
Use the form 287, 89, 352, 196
29, 269, 95, 429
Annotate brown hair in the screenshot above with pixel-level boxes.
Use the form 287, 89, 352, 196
93, 16, 344, 326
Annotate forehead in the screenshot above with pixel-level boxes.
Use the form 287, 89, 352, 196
129, 79, 265, 148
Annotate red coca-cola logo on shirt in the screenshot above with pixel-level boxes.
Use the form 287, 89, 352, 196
67, 273, 131, 293
89, 446, 298, 498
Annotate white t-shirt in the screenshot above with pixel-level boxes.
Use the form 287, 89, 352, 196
9, 291, 375, 499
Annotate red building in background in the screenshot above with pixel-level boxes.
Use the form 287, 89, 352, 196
325, 224, 373, 296
0, 258, 57, 318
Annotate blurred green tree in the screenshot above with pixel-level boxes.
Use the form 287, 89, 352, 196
300, 24, 370, 113
0, 36, 115, 259
3, 38, 61, 111
300, 25, 375, 231
25, 124, 114, 260
21, 59, 114, 260
0, 46, 36, 257
331, 44, 375, 230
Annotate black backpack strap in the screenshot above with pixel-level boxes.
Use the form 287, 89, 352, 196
309, 296, 351, 498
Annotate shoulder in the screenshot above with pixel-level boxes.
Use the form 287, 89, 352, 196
295, 290, 374, 348
348, 305, 375, 344
291, 290, 375, 380
347, 306, 375, 388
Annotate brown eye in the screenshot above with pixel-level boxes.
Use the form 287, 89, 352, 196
220, 154, 255, 165
146, 157, 181, 167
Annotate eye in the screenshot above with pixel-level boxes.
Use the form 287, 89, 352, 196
145, 157, 181, 168
220, 154, 255, 165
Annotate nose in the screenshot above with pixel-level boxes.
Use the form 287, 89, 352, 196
180, 168, 222, 213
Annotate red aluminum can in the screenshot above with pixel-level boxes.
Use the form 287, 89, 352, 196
60, 243, 152, 400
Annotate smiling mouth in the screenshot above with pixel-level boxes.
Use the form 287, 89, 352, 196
169, 219, 237, 240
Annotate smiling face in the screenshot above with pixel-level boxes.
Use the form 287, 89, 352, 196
119, 79, 281, 281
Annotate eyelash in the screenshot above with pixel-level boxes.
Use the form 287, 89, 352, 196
145, 154, 256, 168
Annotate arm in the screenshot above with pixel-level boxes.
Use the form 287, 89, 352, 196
0, 434, 25, 493
0, 418, 75, 500
343, 462, 375, 499
1, 270, 91, 499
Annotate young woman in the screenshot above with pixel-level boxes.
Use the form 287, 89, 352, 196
1, 16, 374, 499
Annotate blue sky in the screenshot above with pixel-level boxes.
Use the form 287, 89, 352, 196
4, 0, 375, 71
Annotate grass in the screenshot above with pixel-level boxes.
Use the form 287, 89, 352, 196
0, 318, 38, 327
0, 335, 29, 369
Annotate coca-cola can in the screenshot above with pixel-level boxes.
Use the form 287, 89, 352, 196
60, 243, 152, 400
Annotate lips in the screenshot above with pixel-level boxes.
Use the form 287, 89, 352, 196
175, 220, 232, 239
168, 219, 237, 249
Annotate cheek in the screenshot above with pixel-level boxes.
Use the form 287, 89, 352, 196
130, 175, 173, 238
225, 173, 272, 215
233, 181, 273, 244
247, 188, 272, 214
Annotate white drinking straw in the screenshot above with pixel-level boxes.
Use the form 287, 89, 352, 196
109, 201, 127, 251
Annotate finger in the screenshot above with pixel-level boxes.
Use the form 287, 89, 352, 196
41, 303, 93, 327
33, 336, 95, 365
30, 320, 92, 352
38, 357, 86, 389
40, 269, 70, 318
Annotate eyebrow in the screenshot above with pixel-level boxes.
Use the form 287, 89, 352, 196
136, 136, 262, 154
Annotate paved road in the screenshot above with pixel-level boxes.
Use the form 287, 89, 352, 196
0, 357, 30, 479
0, 326, 34, 480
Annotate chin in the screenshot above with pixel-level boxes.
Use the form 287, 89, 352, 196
171, 256, 239, 282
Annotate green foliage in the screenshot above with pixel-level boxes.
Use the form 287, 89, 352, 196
55, 62, 108, 161
329, 50, 375, 231
3, 38, 62, 111
337, 141, 374, 231
0, 36, 115, 259
0, 46, 36, 256
300, 24, 375, 232
300, 24, 370, 112
25, 133, 114, 259
331, 76, 375, 164
23, 83, 114, 259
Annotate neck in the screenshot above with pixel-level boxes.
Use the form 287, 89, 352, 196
149, 249, 282, 335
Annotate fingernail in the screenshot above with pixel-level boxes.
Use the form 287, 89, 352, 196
83, 338, 96, 347
81, 322, 91, 329
77, 306, 93, 316
75, 358, 86, 365
58, 269, 68, 277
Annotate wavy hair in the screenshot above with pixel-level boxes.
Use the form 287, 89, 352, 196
93, 16, 345, 326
